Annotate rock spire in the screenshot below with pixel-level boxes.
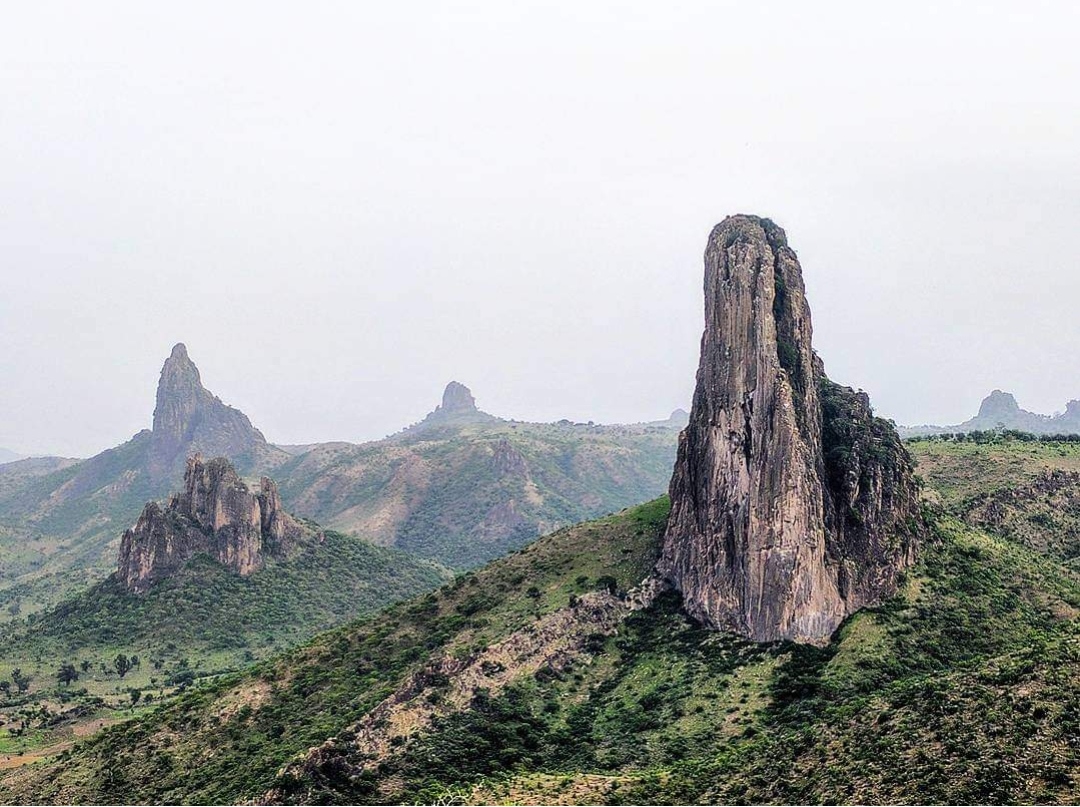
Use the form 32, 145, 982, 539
657, 215, 922, 644
148, 343, 270, 480
440, 381, 478, 413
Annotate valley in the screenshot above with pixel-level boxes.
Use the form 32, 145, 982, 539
0, 435, 1076, 803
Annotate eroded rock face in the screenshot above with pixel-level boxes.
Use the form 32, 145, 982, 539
117, 455, 305, 593
148, 343, 271, 481
657, 215, 922, 645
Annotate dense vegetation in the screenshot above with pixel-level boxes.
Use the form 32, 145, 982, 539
0, 529, 449, 766
1, 441, 1078, 804
0, 417, 679, 621
0, 529, 449, 673
0, 500, 669, 802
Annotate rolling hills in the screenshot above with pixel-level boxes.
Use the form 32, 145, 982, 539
0, 457, 449, 767
2, 434, 1077, 804
0, 449, 26, 466
0, 347, 680, 618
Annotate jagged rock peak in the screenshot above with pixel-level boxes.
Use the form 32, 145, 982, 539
657, 215, 923, 645
148, 343, 269, 480
117, 455, 306, 594
441, 381, 478, 413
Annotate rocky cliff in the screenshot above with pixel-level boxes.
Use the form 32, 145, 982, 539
117, 455, 308, 594
657, 215, 922, 644
439, 381, 478, 414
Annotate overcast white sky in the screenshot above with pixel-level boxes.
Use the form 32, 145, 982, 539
3, 1, 1079, 457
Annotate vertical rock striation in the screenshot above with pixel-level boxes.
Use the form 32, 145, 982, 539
117, 455, 306, 594
658, 215, 922, 645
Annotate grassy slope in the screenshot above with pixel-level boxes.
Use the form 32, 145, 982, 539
3, 439, 1080, 804
907, 437, 1080, 507
0, 531, 449, 769
0, 500, 670, 803
276, 420, 678, 569
0, 529, 451, 684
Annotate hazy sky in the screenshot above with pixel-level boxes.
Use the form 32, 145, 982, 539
3, 1, 1079, 457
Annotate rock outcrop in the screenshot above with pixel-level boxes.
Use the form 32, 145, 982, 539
148, 343, 276, 481
406, 382, 500, 434
657, 215, 923, 645
117, 455, 307, 594
439, 381, 478, 414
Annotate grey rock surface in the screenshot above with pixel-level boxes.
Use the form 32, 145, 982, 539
657, 215, 923, 644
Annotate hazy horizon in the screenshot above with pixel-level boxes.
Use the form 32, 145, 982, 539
4, 2, 1080, 457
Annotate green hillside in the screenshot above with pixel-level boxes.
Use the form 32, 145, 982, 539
2, 436, 1078, 804
0, 409, 679, 620
0, 434, 286, 620
0, 529, 448, 769
277, 418, 679, 569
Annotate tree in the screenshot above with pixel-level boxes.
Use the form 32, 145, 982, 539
0, 680, 10, 697
11, 668, 31, 693
596, 575, 619, 596
129, 689, 142, 706
114, 653, 133, 679
56, 663, 79, 686
80, 659, 92, 673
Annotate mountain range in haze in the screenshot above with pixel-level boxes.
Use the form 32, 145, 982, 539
901, 389, 1080, 437
0, 343, 682, 616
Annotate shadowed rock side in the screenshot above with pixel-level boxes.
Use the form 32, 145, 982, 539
658, 215, 922, 645
117, 455, 309, 594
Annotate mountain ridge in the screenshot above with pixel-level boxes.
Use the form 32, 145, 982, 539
901, 389, 1080, 437
0, 353, 680, 615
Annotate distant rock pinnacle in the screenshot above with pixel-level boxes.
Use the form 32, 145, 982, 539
148, 343, 269, 480
440, 381, 478, 413
976, 390, 1021, 421
404, 381, 499, 435
667, 408, 690, 428
657, 215, 923, 645
117, 455, 306, 593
